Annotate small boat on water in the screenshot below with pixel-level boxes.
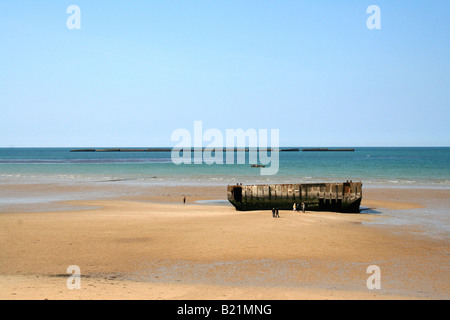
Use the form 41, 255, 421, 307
227, 181, 362, 213
251, 164, 266, 168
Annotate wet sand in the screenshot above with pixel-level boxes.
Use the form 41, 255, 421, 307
0, 184, 448, 300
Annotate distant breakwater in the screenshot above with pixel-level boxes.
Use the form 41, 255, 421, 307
70, 148, 355, 152
302, 148, 355, 152
70, 148, 301, 152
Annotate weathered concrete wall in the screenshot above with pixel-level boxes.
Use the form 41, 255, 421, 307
227, 182, 362, 213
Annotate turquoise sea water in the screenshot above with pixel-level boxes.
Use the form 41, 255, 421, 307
1, 147, 449, 237
0, 147, 449, 188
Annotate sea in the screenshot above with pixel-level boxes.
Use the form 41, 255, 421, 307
0, 147, 449, 187
0, 147, 449, 237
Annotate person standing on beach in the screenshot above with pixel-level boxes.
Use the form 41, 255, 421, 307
276, 208, 280, 218
293, 203, 296, 211
272, 208, 275, 218
301, 202, 306, 213
183, 196, 186, 204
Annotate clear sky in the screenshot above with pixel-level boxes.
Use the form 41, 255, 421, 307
1, 0, 449, 147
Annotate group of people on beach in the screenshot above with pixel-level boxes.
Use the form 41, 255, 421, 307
293, 202, 306, 213
271, 202, 306, 218
272, 208, 279, 218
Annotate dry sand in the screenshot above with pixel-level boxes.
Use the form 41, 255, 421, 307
0, 184, 448, 300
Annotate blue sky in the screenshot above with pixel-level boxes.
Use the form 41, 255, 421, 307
1, 0, 449, 147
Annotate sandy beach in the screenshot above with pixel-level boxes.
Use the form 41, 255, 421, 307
0, 183, 449, 300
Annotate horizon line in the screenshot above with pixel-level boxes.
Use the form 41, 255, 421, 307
1, 146, 449, 149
